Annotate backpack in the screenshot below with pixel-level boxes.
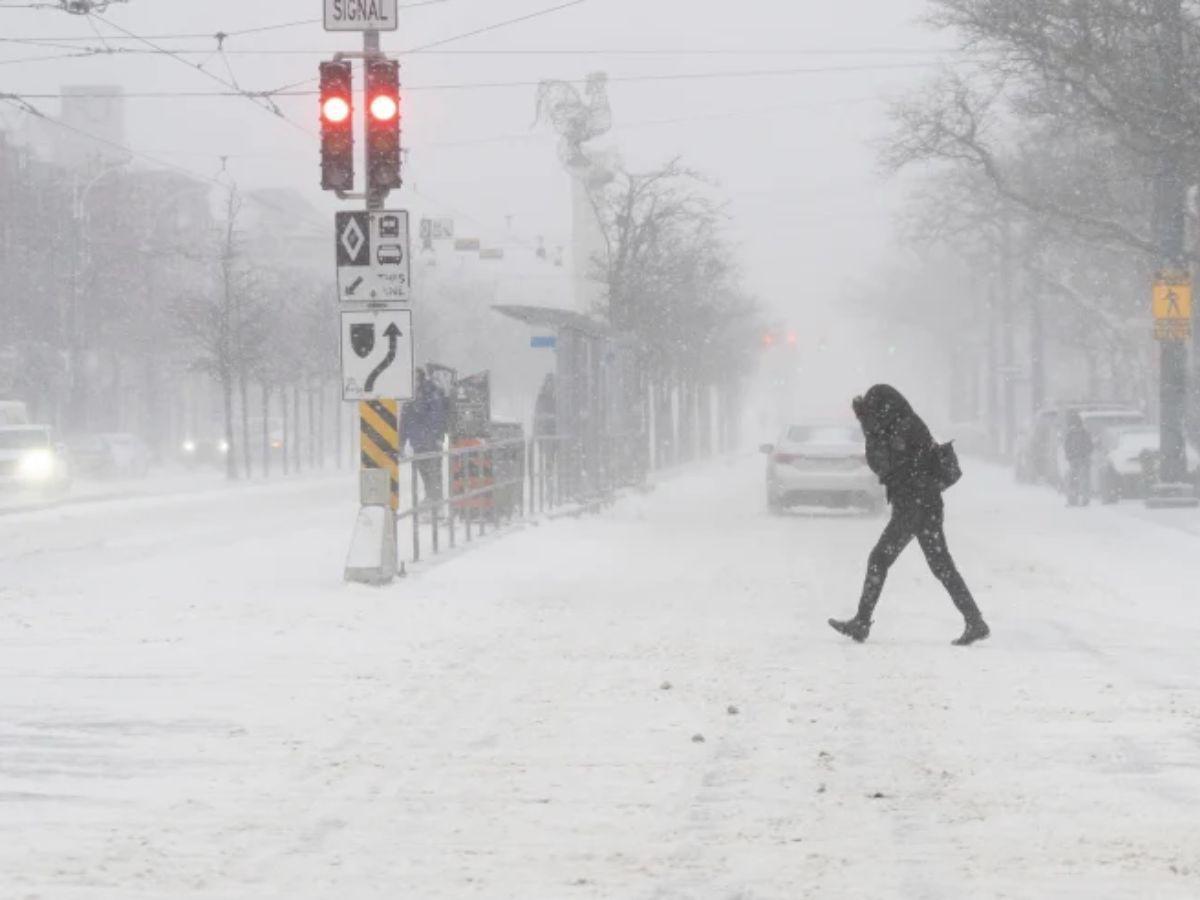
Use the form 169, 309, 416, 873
932, 441, 962, 491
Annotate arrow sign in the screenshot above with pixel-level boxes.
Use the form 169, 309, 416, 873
340, 308, 413, 402
365, 322, 402, 393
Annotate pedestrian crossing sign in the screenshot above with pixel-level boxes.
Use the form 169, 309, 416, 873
1153, 273, 1191, 321
1153, 272, 1192, 341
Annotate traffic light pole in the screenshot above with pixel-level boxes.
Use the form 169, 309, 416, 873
344, 27, 403, 583
364, 29, 383, 213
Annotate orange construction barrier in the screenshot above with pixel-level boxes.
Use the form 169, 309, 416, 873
450, 438, 494, 513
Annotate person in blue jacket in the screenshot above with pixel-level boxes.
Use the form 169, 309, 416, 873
400, 368, 450, 502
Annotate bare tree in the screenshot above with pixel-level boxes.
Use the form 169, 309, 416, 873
590, 159, 761, 462
175, 189, 267, 480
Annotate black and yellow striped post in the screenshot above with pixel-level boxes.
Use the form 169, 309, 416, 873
359, 400, 400, 511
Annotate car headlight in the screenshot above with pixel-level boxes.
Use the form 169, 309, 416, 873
17, 449, 56, 482
217, 440, 230, 454
182, 440, 197, 454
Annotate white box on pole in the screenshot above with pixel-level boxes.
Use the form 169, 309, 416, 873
324, 0, 398, 31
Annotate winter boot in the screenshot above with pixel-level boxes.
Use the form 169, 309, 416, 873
951, 618, 990, 646
828, 617, 871, 643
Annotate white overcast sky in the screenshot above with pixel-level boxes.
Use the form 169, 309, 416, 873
0, 0, 946, 324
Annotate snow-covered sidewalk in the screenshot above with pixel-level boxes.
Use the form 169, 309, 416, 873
1, 457, 1198, 898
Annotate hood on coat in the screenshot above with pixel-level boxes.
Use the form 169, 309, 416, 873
853, 384, 914, 433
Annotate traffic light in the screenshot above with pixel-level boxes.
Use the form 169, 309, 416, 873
365, 58, 402, 196
320, 60, 354, 192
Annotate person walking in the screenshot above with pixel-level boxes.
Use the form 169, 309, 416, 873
828, 384, 990, 646
1062, 411, 1094, 507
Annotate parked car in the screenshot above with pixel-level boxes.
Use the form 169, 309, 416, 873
0, 424, 70, 496
1015, 404, 1145, 486
1093, 425, 1200, 503
69, 433, 152, 479
761, 423, 884, 514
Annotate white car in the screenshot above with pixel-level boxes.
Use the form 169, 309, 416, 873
761, 423, 884, 513
0, 425, 70, 497
1094, 425, 1200, 503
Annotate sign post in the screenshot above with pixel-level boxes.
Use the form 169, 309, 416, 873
322, 12, 413, 584
1148, 270, 1198, 507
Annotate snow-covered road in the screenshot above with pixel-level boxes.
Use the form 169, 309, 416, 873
2, 458, 1199, 898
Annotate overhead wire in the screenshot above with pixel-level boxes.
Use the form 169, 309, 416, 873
0, 34, 94, 51
119, 92, 882, 160
3, 61, 940, 100
406, 0, 587, 54
0, 48, 98, 66
268, 0, 594, 95
0, 44, 966, 59
0, 93, 327, 236
85, 10, 318, 138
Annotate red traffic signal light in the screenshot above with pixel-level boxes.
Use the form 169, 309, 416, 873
365, 58, 402, 196
319, 60, 354, 192
322, 95, 351, 124
369, 93, 398, 123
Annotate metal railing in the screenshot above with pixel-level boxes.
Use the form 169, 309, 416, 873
396, 434, 578, 566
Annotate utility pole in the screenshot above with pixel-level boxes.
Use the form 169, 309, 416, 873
1025, 226, 1047, 416
1000, 215, 1017, 458
986, 281, 1000, 455
1148, 0, 1196, 507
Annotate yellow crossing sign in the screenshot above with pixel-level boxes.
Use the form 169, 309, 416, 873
1153, 272, 1192, 342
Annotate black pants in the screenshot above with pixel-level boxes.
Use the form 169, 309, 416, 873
1066, 463, 1091, 506
856, 494, 982, 624
415, 456, 443, 503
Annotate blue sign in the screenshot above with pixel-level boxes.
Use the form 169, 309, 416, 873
530, 336, 557, 349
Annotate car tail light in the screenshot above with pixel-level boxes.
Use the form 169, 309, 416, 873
773, 453, 798, 464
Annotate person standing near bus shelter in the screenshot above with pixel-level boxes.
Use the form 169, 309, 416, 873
400, 368, 450, 503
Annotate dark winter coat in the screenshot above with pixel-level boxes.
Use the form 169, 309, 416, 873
853, 384, 939, 505
401, 379, 450, 452
534, 377, 557, 437
1064, 423, 1093, 464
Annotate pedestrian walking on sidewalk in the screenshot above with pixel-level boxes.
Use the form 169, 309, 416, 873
1063, 411, 1094, 507
828, 384, 990, 646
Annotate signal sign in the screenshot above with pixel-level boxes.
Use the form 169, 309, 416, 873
324, 0, 398, 32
